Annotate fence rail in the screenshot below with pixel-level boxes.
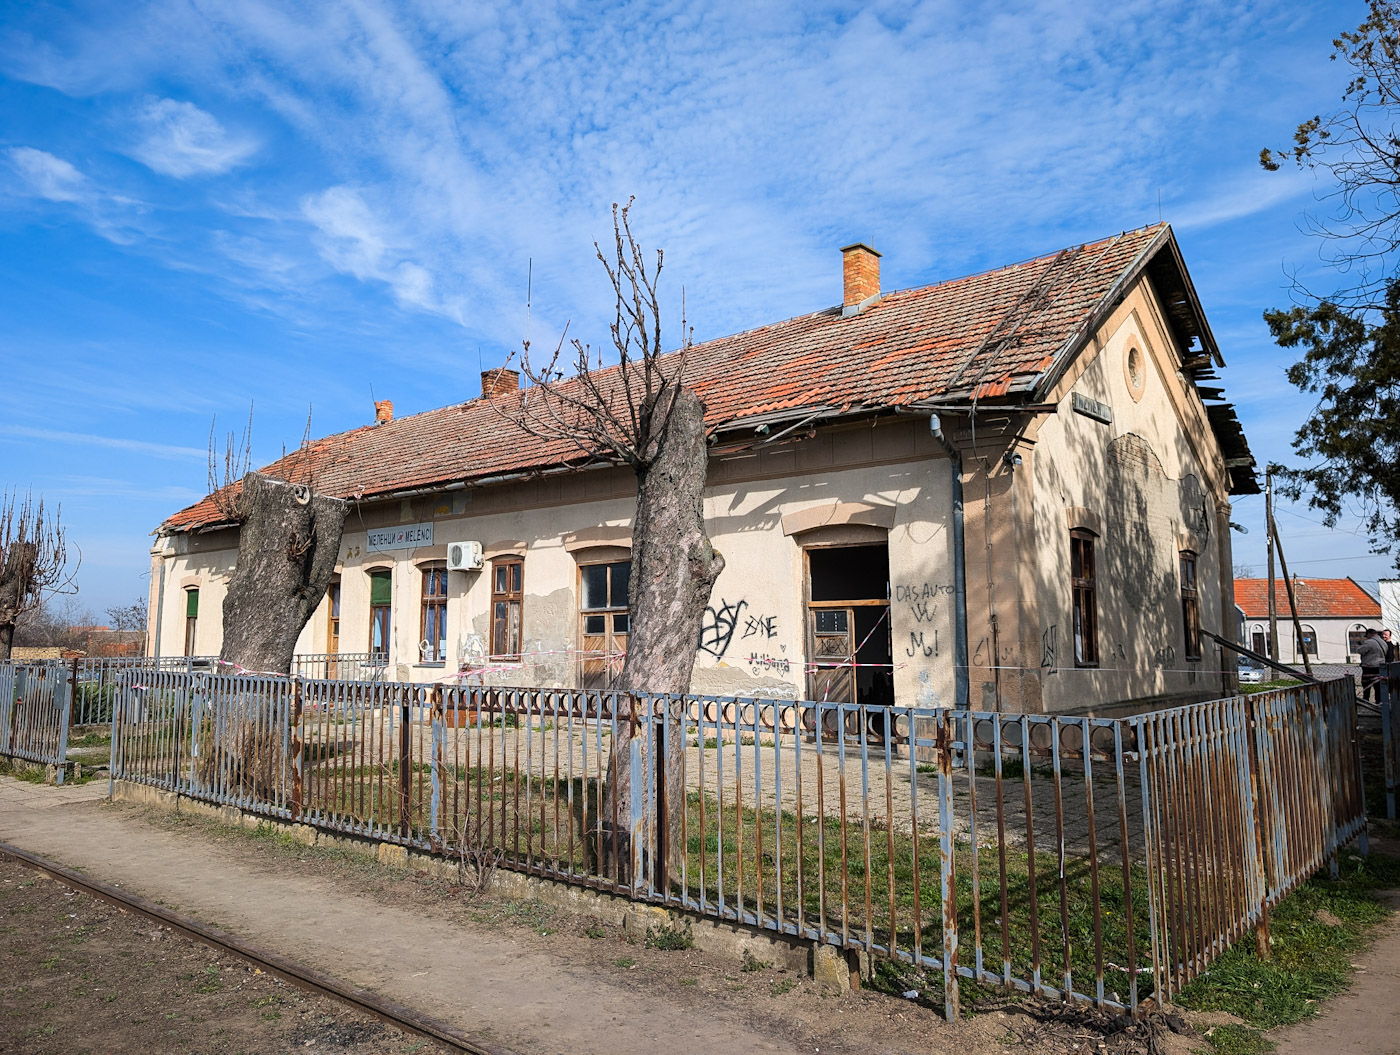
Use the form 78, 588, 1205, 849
0, 662, 73, 779
89, 667, 1366, 1016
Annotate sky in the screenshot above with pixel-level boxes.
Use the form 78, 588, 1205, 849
0, 0, 1393, 619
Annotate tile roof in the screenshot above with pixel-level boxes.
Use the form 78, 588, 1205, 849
1234, 578, 1382, 620
163, 223, 1211, 533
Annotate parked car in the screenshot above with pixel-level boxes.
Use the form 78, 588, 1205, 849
1238, 664, 1265, 685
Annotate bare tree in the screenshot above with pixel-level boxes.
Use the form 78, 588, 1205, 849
1232, 562, 1257, 580
1261, 0, 1400, 308
105, 599, 147, 633
0, 493, 76, 661
494, 199, 724, 876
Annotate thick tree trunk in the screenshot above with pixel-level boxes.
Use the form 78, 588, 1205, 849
603, 387, 723, 881
0, 541, 38, 663
205, 473, 347, 800
219, 472, 348, 676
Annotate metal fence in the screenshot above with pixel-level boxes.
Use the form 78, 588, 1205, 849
291, 653, 388, 682
102, 670, 1364, 1016
0, 662, 73, 779
72, 656, 218, 725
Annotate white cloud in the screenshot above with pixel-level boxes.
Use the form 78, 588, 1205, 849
6, 146, 89, 202
0, 424, 204, 462
301, 185, 449, 314
129, 98, 256, 178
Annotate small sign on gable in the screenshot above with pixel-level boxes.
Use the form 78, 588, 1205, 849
1072, 392, 1113, 425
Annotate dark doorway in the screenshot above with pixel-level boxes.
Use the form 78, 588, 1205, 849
806, 543, 893, 707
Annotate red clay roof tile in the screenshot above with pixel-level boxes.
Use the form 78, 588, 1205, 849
1234, 578, 1381, 620
163, 225, 1175, 533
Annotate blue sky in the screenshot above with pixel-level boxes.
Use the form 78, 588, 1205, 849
0, 0, 1391, 618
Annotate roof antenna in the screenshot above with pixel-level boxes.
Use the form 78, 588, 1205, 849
524, 257, 533, 351
1157, 189, 1162, 224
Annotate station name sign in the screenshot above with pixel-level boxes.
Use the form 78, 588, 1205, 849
366, 522, 434, 552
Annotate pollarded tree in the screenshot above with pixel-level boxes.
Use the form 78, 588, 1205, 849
0, 493, 75, 662
492, 199, 724, 877
206, 412, 348, 678
198, 414, 347, 798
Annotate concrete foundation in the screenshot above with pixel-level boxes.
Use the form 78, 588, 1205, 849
109, 779, 855, 990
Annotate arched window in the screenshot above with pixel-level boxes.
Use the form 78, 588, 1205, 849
1297, 624, 1318, 657
1349, 624, 1369, 657
420, 563, 447, 663
368, 569, 392, 661
183, 588, 199, 657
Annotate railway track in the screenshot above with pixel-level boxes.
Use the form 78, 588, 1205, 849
0, 840, 505, 1055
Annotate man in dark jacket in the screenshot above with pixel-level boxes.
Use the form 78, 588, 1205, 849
1358, 629, 1387, 702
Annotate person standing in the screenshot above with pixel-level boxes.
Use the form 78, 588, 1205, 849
1358, 628, 1387, 702
1383, 628, 1396, 663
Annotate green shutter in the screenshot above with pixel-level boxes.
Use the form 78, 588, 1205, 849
185, 589, 199, 618
370, 571, 392, 605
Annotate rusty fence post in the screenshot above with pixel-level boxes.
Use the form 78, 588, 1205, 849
290, 677, 304, 823
398, 688, 412, 839
938, 710, 960, 1020
1243, 696, 1271, 959
429, 685, 444, 852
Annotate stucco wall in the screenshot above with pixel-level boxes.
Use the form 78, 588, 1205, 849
1026, 282, 1235, 710
149, 420, 959, 709
1241, 616, 1376, 666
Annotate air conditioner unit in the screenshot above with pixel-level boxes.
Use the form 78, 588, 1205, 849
446, 541, 484, 571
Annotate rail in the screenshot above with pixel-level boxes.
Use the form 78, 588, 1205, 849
99, 668, 1365, 1017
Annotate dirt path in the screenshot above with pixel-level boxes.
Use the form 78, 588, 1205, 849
0, 857, 433, 1055
1, 777, 1018, 1055
1271, 892, 1400, 1055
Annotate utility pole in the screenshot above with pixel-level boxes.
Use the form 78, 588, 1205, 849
1273, 517, 1315, 679
1266, 470, 1280, 664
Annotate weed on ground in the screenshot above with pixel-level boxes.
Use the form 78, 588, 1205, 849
1177, 850, 1400, 1052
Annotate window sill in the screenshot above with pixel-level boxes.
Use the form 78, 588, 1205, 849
414, 662, 446, 669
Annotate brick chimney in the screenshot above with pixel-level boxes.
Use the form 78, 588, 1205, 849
481, 368, 520, 398
374, 400, 393, 425
841, 242, 881, 315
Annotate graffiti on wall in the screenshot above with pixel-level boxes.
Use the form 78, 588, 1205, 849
746, 653, 792, 676
906, 630, 937, 658
698, 598, 747, 658
742, 614, 778, 640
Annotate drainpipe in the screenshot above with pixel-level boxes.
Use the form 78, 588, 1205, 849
929, 414, 970, 709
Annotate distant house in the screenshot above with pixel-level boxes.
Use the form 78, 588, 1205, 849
1234, 577, 1382, 665
11, 646, 85, 662
150, 224, 1257, 714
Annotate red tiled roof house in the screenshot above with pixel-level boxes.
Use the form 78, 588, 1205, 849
1235, 577, 1383, 665
152, 225, 1256, 714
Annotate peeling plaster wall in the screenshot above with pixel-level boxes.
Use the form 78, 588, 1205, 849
1028, 282, 1235, 711
149, 420, 958, 708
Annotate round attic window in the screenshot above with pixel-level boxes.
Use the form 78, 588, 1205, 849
1124, 345, 1147, 401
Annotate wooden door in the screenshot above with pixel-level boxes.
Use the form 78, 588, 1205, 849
807, 607, 856, 703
